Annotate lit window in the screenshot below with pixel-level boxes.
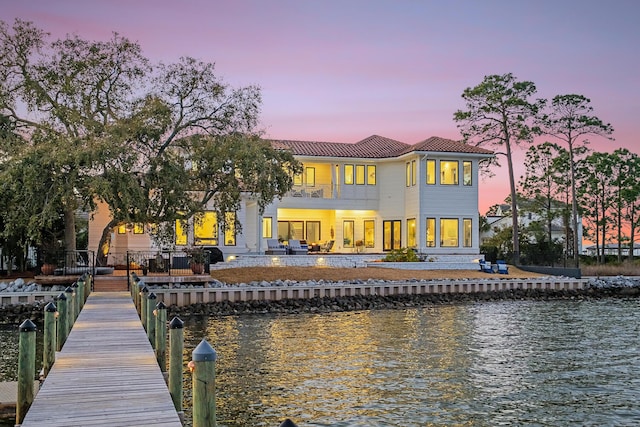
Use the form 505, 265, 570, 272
440, 160, 458, 185
407, 218, 416, 248
175, 218, 187, 246
305, 167, 315, 187
118, 224, 126, 234
133, 223, 144, 234
343, 220, 354, 248
293, 172, 303, 186
262, 217, 272, 239
440, 218, 459, 247
195, 212, 218, 245
463, 218, 472, 247
367, 165, 376, 185
406, 162, 411, 187
364, 220, 375, 247
356, 165, 365, 185
426, 160, 435, 185
463, 161, 472, 186
426, 218, 435, 247
411, 160, 416, 186
345, 165, 354, 185
224, 212, 236, 246
306, 221, 320, 243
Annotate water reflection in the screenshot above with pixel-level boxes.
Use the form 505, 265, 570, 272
182, 300, 640, 427
1, 300, 639, 426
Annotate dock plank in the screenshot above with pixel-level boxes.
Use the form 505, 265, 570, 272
21, 292, 182, 427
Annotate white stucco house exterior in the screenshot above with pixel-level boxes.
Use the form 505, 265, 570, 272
88, 135, 494, 263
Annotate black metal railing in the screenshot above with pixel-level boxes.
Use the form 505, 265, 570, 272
126, 249, 222, 277
40, 250, 96, 276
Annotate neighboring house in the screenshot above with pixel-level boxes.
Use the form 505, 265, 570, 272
88, 135, 493, 263
584, 243, 640, 257
481, 202, 583, 254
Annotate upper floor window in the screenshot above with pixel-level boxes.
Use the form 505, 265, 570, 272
406, 160, 416, 187
345, 164, 354, 185
305, 167, 316, 187
406, 162, 411, 187
367, 165, 376, 185
463, 161, 472, 186
440, 160, 458, 185
356, 165, 365, 185
426, 159, 435, 185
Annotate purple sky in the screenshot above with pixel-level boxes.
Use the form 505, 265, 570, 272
2, 0, 639, 213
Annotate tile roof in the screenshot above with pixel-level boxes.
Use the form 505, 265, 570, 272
271, 135, 493, 159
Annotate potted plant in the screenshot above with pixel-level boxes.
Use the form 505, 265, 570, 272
40, 239, 61, 275
184, 246, 206, 274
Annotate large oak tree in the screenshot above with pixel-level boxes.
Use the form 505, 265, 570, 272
0, 19, 300, 265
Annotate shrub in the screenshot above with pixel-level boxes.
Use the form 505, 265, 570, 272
382, 248, 420, 262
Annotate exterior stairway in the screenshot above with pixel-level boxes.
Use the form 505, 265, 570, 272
92, 275, 129, 292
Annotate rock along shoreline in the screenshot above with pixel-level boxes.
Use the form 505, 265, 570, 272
1, 276, 639, 324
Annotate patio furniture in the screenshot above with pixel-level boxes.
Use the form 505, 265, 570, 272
265, 239, 287, 255
320, 240, 334, 253
496, 260, 509, 274
288, 239, 308, 255
480, 261, 495, 273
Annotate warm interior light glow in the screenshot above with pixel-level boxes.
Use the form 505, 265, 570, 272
188, 360, 195, 372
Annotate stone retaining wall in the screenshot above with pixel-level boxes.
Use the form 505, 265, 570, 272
216, 254, 482, 270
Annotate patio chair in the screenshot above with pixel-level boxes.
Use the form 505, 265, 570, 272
265, 239, 286, 255
288, 239, 308, 255
496, 260, 509, 274
320, 240, 334, 253
481, 261, 495, 273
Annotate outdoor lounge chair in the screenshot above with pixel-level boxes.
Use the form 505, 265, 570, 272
481, 261, 495, 273
320, 240, 334, 253
496, 260, 509, 274
265, 239, 286, 255
288, 239, 308, 255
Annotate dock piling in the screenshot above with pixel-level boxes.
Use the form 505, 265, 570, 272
56, 292, 68, 351
17, 319, 37, 424
64, 286, 74, 331
140, 286, 149, 329
147, 292, 157, 348
155, 301, 167, 371
169, 316, 184, 412
43, 302, 57, 377
190, 339, 217, 427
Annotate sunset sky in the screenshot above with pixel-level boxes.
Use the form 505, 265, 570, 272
2, 0, 639, 213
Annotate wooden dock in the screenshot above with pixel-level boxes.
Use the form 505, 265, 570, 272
20, 292, 182, 426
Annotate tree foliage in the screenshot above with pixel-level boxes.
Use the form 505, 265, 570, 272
0, 19, 301, 265
540, 94, 614, 267
454, 73, 544, 263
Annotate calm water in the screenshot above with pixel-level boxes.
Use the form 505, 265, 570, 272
2, 299, 640, 426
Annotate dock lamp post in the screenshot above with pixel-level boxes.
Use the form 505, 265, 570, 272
147, 292, 157, 348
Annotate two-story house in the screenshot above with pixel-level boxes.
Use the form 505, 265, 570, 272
88, 135, 493, 263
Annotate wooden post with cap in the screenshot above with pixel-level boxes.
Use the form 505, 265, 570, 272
169, 316, 184, 412
147, 292, 157, 348
56, 292, 68, 351
190, 339, 217, 427
43, 301, 57, 377
155, 301, 167, 371
17, 319, 37, 424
